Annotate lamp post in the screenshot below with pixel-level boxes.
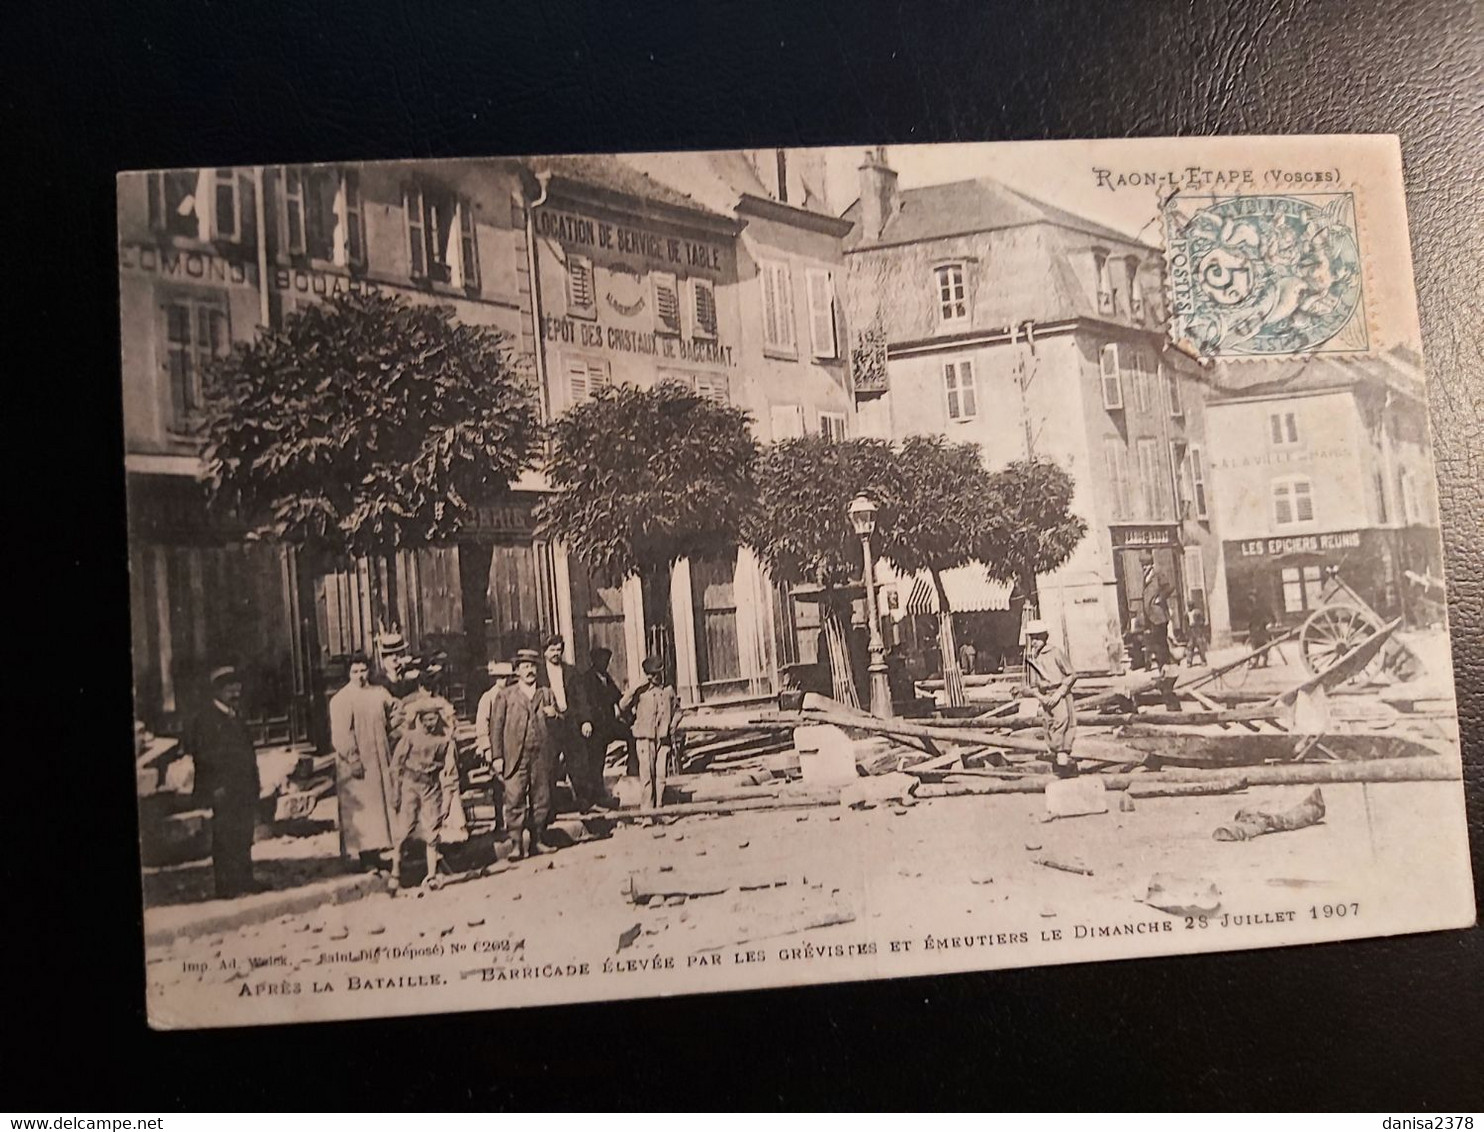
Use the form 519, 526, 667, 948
848, 494, 895, 718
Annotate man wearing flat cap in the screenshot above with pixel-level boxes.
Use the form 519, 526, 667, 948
483, 648, 560, 859
183, 666, 262, 898
620, 656, 682, 812
539, 634, 602, 812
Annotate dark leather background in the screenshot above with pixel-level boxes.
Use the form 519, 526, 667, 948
9, 0, 1480, 1110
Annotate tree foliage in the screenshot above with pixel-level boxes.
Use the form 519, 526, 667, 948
200, 291, 541, 554
538, 380, 760, 582
745, 435, 901, 589
875, 435, 995, 576
980, 456, 1089, 609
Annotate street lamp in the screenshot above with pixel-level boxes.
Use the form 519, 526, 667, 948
848, 494, 895, 718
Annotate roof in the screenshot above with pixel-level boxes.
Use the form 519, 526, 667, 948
844, 176, 1146, 252
529, 154, 736, 224
1207, 344, 1427, 403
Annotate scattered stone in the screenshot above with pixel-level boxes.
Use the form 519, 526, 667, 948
467, 918, 486, 928
738, 841, 750, 849
841, 771, 919, 810
796, 815, 810, 822
1024, 842, 1042, 852
891, 807, 909, 816
969, 873, 995, 886
652, 831, 667, 839
367, 925, 386, 934
440, 925, 456, 937
1032, 854, 1093, 877
1044, 775, 1109, 818
617, 923, 642, 952
665, 895, 686, 907
1040, 909, 1057, 919
659, 864, 674, 873
828, 815, 841, 822
329, 929, 349, 941
512, 893, 522, 902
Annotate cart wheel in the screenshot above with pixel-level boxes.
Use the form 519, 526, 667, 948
1299, 604, 1384, 682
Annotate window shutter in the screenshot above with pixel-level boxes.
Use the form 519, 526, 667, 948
567, 255, 595, 315
653, 272, 681, 334
944, 362, 961, 421
807, 269, 837, 358
1183, 546, 1205, 609
761, 264, 779, 345
693, 279, 718, 338
694, 373, 730, 404
281, 167, 306, 256
342, 171, 364, 265
404, 185, 426, 278
1165, 361, 1183, 416
566, 359, 608, 405
1100, 344, 1123, 409
1295, 480, 1314, 522
1190, 444, 1208, 518
958, 361, 977, 418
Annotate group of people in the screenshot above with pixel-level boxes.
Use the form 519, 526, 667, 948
329, 632, 683, 887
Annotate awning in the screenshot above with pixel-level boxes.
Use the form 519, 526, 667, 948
901, 565, 1012, 615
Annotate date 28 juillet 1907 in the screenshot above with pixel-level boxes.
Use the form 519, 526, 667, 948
1180, 904, 1362, 931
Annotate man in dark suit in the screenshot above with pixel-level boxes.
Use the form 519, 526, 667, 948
539, 633, 601, 812
1139, 552, 1174, 667
581, 646, 626, 798
484, 649, 560, 859
184, 666, 262, 898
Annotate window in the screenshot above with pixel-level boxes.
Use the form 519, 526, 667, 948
1273, 477, 1315, 526
1189, 444, 1209, 519
769, 403, 805, 440
1099, 343, 1124, 410
1398, 468, 1422, 525
649, 271, 681, 336
819, 411, 847, 441
1282, 565, 1326, 614
1093, 249, 1114, 315
1105, 439, 1131, 520
279, 167, 364, 266
403, 183, 479, 288
1126, 256, 1145, 320
806, 269, 838, 359
1170, 441, 1189, 518
1130, 348, 1154, 413
943, 359, 977, 422
563, 356, 610, 407
760, 260, 797, 354
566, 254, 596, 317
161, 293, 229, 427
692, 278, 718, 339
693, 372, 731, 405
148, 169, 245, 243
1165, 360, 1183, 416
934, 263, 968, 325
1136, 438, 1168, 520
1183, 546, 1206, 614
1268, 410, 1300, 445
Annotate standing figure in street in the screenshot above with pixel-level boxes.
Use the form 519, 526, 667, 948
620, 656, 682, 816
485, 649, 560, 860
1020, 621, 1079, 780
1186, 607, 1211, 668
581, 646, 625, 802
1139, 552, 1175, 669
958, 638, 978, 677
329, 653, 402, 872
540, 634, 601, 812
184, 666, 262, 898
1248, 589, 1276, 668
388, 697, 460, 893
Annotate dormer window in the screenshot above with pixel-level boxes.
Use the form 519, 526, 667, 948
1093, 248, 1115, 315
1125, 256, 1145, 320
934, 263, 969, 326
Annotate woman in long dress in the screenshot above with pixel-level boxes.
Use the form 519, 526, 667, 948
329, 653, 403, 869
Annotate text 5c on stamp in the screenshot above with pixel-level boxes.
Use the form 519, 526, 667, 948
1163, 192, 1368, 360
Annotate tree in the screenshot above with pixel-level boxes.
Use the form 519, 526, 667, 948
980, 456, 1088, 625
746, 436, 902, 708
200, 291, 541, 554
875, 434, 1000, 708
538, 380, 759, 668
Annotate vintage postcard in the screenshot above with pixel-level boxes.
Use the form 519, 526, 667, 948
121, 136, 1474, 1029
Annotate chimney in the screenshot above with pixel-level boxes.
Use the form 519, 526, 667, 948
858, 146, 898, 241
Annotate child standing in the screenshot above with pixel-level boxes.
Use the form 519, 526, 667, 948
389, 696, 460, 892
620, 656, 681, 815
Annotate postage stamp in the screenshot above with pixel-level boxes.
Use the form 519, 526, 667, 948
1163, 191, 1369, 360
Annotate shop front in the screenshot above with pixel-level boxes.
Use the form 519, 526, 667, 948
1222, 526, 1441, 638
1109, 524, 1188, 636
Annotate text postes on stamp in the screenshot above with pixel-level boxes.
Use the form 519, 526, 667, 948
1164, 192, 1367, 360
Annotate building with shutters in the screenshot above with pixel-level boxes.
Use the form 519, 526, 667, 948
526, 151, 857, 701
840, 149, 1229, 673
1202, 347, 1442, 638
120, 158, 560, 746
